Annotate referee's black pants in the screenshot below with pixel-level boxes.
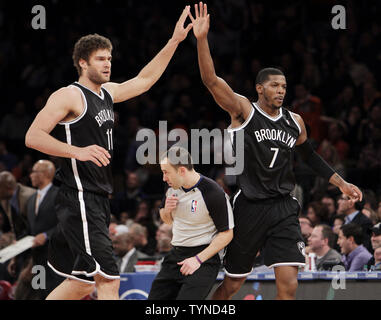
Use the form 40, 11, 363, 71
148, 244, 220, 300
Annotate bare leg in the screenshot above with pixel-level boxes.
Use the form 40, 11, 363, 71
211, 275, 246, 300
274, 266, 298, 300
46, 278, 95, 300
94, 274, 120, 300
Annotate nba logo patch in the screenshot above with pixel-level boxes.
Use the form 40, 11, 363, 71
191, 200, 198, 213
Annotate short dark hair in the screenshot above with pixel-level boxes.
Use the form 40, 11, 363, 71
160, 146, 194, 171
255, 67, 285, 85
72, 33, 112, 76
340, 223, 363, 245
317, 224, 335, 248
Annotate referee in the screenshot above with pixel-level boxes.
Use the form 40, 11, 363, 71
148, 147, 234, 300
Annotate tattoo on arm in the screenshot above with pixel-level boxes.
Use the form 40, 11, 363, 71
330, 173, 344, 186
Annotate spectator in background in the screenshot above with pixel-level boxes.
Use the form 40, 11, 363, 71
321, 194, 337, 225
332, 214, 346, 252
128, 222, 151, 255
362, 207, 379, 225
112, 232, 151, 273
372, 247, 381, 270
291, 83, 325, 143
337, 223, 372, 271
365, 223, 381, 270
133, 200, 157, 256
312, 141, 345, 199
156, 223, 173, 243
110, 171, 147, 220
0, 171, 35, 239
320, 122, 350, 162
299, 216, 314, 244
306, 201, 330, 226
337, 194, 373, 252
155, 236, 172, 260
306, 224, 342, 271
26, 160, 62, 299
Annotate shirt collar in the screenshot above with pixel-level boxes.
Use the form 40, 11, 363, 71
38, 183, 52, 197
345, 210, 359, 224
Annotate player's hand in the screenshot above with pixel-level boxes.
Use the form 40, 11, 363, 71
177, 257, 201, 276
75, 145, 111, 167
339, 182, 362, 202
188, 2, 210, 40
171, 6, 193, 43
32, 233, 47, 248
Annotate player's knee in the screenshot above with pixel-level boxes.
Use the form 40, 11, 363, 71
278, 277, 298, 299
223, 277, 245, 296
95, 277, 120, 292
70, 279, 95, 296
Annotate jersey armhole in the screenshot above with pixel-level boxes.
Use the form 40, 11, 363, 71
102, 86, 114, 103
58, 85, 88, 125
289, 111, 302, 135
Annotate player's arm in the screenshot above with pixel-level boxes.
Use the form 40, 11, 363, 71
189, 2, 251, 122
103, 6, 193, 103
25, 87, 110, 167
293, 112, 362, 201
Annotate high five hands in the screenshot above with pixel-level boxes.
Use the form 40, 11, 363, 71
188, 2, 210, 40
171, 6, 194, 43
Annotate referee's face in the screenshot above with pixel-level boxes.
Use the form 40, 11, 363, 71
160, 160, 182, 189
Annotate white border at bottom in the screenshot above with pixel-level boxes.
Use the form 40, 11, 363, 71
223, 268, 253, 278
268, 262, 306, 269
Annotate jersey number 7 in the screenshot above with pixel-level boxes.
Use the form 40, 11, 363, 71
269, 148, 279, 168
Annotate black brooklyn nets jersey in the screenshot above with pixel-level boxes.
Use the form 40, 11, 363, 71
229, 102, 301, 201
52, 82, 114, 195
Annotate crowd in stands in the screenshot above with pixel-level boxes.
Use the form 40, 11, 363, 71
0, 0, 381, 299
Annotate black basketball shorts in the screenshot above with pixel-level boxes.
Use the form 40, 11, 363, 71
223, 191, 306, 277
47, 186, 119, 284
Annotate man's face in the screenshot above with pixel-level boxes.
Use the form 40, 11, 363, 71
0, 182, 14, 200
257, 75, 287, 108
337, 230, 351, 255
371, 233, 381, 250
156, 224, 171, 241
308, 226, 325, 251
112, 236, 128, 257
374, 247, 381, 263
82, 49, 112, 84
160, 159, 183, 190
337, 195, 354, 215
299, 217, 313, 237
29, 163, 45, 189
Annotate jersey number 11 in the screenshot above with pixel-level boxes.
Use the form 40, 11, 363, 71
106, 129, 113, 150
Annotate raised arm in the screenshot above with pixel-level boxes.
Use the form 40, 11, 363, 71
103, 6, 193, 103
189, 2, 251, 125
25, 87, 111, 167
293, 112, 362, 201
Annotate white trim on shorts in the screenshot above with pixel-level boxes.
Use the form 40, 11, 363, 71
223, 268, 253, 278
48, 262, 95, 285
268, 262, 306, 269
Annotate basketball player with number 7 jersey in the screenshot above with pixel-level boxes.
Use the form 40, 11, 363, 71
25, 6, 194, 300
189, 2, 363, 300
